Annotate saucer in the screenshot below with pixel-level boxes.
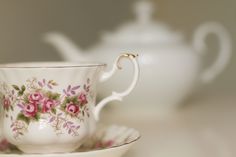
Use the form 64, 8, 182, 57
0, 125, 140, 157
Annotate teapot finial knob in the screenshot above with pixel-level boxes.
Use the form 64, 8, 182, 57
134, 0, 155, 24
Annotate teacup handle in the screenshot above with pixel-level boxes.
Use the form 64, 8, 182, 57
94, 53, 140, 121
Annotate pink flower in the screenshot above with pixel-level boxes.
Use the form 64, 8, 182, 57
78, 93, 88, 105
42, 98, 56, 113
28, 92, 43, 104
23, 103, 38, 117
0, 139, 10, 151
66, 103, 80, 116
95, 140, 114, 149
3, 97, 10, 111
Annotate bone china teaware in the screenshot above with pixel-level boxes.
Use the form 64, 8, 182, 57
0, 53, 139, 153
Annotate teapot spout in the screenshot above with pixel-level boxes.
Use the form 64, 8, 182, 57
43, 32, 86, 62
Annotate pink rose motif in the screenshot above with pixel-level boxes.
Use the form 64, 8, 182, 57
3, 97, 10, 110
0, 139, 10, 151
66, 103, 80, 116
95, 140, 114, 149
28, 92, 43, 104
42, 98, 56, 113
78, 93, 88, 105
23, 103, 38, 117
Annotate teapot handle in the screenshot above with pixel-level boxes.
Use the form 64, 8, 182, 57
93, 53, 140, 121
193, 22, 232, 83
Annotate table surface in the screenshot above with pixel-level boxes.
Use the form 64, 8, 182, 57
101, 91, 236, 157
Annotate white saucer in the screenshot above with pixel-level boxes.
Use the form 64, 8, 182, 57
0, 125, 140, 157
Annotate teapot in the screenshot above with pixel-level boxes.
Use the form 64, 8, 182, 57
43, 1, 232, 118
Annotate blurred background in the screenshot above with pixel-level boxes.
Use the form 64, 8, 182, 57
0, 0, 235, 157
0, 0, 235, 91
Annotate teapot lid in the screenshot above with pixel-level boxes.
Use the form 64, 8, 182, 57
102, 1, 183, 44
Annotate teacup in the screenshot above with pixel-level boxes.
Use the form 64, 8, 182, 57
0, 53, 139, 154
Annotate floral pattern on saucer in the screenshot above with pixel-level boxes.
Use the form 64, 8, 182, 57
79, 125, 140, 151
0, 78, 91, 139
0, 139, 17, 153
0, 125, 140, 155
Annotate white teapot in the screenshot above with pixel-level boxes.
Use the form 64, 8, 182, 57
43, 1, 232, 117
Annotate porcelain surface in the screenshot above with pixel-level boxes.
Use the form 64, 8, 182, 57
0, 125, 140, 157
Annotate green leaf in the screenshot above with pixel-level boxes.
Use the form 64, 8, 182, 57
17, 113, 30, 124
34, 113, 40, 121
21, 85, 26, 92
10, 106, 14, 111
51, 93, 60, 100
46, 91, 60, 100
45, 91, 52, 98
71, 96, 78, 103
51, 108, 56, 114
64, 97, 71, 103
23, 95, 29, 103
60, 103, 66, 111
66, 98, 70, 103
12, 85, 20, 91
18, 91, 23, 96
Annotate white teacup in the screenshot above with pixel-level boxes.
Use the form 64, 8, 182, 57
0, 53, 139, 154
